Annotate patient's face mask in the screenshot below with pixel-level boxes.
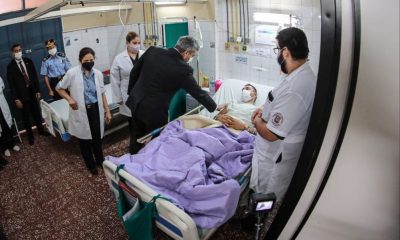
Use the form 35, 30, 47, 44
241, 89, 253, 103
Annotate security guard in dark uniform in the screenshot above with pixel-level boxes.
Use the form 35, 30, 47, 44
41, 39, 71, 100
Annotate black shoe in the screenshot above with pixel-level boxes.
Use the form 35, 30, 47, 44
39, 131, 51, 136
96, 160, 104, 168
0, 157, 8, 166
89, 168, 98, 175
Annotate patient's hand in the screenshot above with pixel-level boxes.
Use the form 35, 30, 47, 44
215, 114, 232, 125
216, 114, 246, 131
225, 116, 247, 131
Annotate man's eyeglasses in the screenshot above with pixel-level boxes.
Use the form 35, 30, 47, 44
273, 47, 285, 54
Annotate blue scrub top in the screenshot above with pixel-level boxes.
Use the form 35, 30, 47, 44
40, 52, 71, 78
82, 69, 98, 104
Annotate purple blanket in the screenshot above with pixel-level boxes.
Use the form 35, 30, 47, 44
107, 120, 255, 228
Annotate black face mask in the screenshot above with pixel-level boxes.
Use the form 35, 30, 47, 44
82, 62, 94, 71
277, 50, 288, 74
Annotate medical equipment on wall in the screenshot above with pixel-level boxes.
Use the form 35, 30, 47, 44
224, 0, 249, 52
143, 2, 159, 48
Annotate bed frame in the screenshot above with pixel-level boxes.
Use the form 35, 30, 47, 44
102, 78, 273, 239
103, 160, 251, 240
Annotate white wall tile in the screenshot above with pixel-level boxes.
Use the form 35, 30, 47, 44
215, 0, 321, 88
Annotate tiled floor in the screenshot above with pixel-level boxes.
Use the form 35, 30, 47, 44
0, 128, 254, 240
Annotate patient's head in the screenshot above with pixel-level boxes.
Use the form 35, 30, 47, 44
241, 84, 257, 104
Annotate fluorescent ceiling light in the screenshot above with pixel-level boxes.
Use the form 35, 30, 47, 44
155, 1, 186, 5
34, 5, 132, 21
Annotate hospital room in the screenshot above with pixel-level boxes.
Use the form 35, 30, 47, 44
1, 0, 398, 240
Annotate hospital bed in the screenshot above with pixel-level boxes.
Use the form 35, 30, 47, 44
40, 83, 124, 142
103, 79, 273, 240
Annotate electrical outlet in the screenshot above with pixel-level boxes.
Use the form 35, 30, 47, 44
242, 45, 247, 51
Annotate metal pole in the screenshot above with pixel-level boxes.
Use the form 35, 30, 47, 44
255, 212, 263, 240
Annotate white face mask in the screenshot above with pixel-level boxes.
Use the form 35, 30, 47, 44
14, 52, 22, 60
129, 44, 140, 53
48, 47, 57, 56
241, 89, 253, 103
187, 57, 194, 64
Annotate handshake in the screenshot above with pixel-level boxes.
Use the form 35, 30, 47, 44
216, 104, 228, 114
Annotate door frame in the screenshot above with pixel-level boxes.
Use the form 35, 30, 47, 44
264, 0, 361, 238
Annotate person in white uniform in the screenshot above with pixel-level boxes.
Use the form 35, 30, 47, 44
250, 27, 317, 201
110, 32, 145, 154
56, 47, 112, 175
0, 76, 20, 158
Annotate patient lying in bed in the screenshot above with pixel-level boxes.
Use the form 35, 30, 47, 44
107, 115, 255, 229
201, 83, 258, 132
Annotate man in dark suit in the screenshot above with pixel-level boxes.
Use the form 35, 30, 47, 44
7, 43, 49, 145
126, 36, 220, 154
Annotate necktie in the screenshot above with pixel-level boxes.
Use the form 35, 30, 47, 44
19, 61, 31, 87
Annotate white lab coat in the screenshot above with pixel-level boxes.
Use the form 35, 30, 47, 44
57, 66, 106, 140
110, 49, 144, 117
0, 77, 13, 135
250, 62, 316, 200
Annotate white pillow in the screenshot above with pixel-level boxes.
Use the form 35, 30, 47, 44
218, 79, 274, 107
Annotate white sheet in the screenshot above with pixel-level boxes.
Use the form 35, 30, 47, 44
42, 83, 115, 136
49, 99, 69, 128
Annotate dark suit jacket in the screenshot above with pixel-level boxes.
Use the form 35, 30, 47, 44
7, 58, 40, 102
126, 47, 216, 123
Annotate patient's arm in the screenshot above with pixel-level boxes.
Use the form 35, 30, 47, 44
215, 114, 232, 125
216, 114, 247, 131
225, 116, 247, 131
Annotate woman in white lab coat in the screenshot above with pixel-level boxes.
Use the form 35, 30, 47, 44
110, 32, 144, 154
57, 47, 112, 175
0, 76, 20, 158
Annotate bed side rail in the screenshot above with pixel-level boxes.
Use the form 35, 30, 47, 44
103, 160, 200, 240
137, 105, 204, 144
